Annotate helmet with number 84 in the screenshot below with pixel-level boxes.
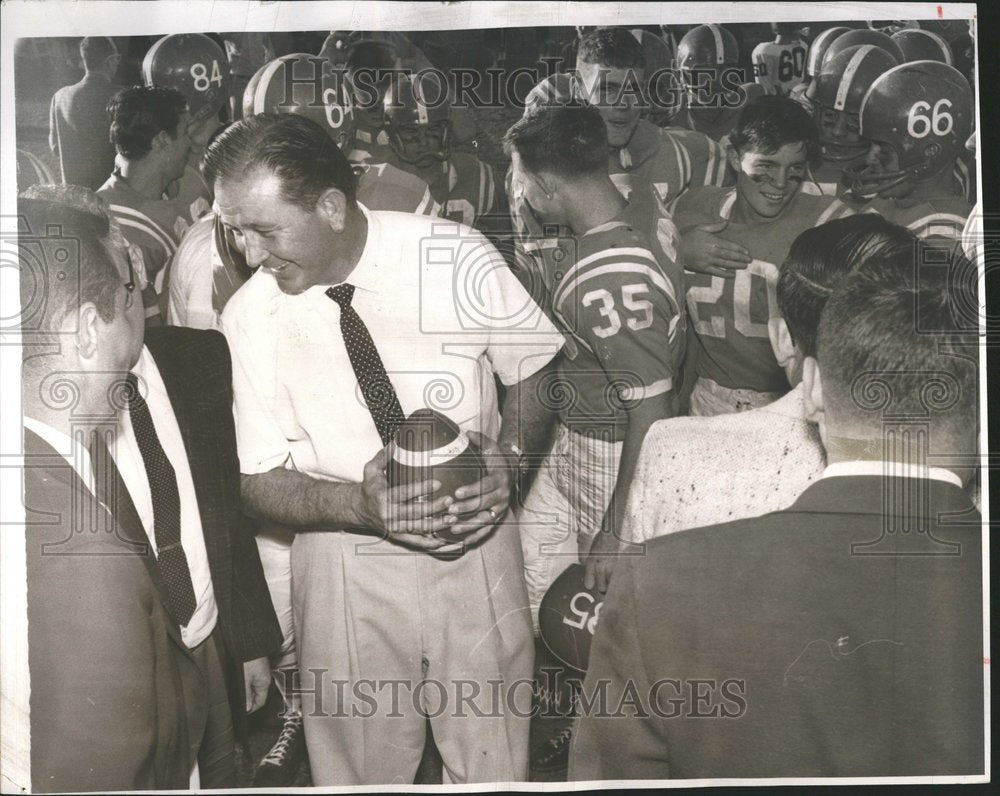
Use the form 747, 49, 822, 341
143, 33, 230, 122
383, 71, 452, 169
847, 61, 973, 199
143, 34, 229, 156
243, 53, 355, 151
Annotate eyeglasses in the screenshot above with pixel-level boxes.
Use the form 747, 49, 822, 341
122, 246, 137, 310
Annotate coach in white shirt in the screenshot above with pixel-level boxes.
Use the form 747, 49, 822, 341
211, 113, 563, 785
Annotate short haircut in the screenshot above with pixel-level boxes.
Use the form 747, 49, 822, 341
107, 85, 188, 160
503, 104, 608, 180
729, 95, 821, 168
202, 113, 357, 211
778, 214, 916, 356
17, 196, 121, 337
577, 27, 646, 72
80, 36, 117, 72
817, 247, 977, 438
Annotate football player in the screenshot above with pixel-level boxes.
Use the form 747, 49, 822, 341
506, 103, 685, 622
673, 95, 854, 417
751, 23, 809, 97
505, 104, 685, 772
381, 70, 498, 229
805, 43, 900, 196
846, 61, 973, 239
672, 23, 766, 142
142, 32, 230, 206
510, 28, 730, 325
340, 30, 477, 165
788, 25, 851, 112
98, 86, 205, 326
892, 28, 954, 64
630, 28, 680, 126
818, 27, 905, 66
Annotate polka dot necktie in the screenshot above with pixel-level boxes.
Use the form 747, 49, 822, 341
326, 282, 405, 445
126, 372, 196, 626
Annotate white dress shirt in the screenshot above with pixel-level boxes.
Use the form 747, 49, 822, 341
221, 206, 564, 484
113, 346, 217, 648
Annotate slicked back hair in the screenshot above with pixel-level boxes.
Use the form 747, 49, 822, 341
202, 113, 357, 212
778, 214, 916, 356
816, 246, 977, 439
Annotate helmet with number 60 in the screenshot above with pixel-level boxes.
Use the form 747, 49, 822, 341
143, 33, 229, 124
383, 71, 452, 167
243, 54, 355, 152
847, 61, 973, 197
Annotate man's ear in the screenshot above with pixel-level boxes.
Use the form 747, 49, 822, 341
315, 187, 348, 232
767, 317, 796, 366
74, 303, 101, 363
151, 129, 171, 154
801, 355, 824, 424
725, 144, 741, 174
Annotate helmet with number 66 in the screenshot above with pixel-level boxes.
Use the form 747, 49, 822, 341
243, 54, 355, 152
847, 61, 973, 198
143, 34, 229, 124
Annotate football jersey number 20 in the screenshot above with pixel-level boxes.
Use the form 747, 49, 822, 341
688, 259, 779, 339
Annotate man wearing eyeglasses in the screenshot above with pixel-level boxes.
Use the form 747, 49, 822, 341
49, 36, 121, 191
18, 185, 281, 792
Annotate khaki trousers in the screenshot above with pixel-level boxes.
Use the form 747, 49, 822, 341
291, 521, 533, 785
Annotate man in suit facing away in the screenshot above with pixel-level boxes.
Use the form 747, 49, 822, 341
19, 186, 281, 791
569, 241, 984, 779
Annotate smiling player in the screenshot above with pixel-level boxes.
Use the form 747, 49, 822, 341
673, 95, 855, 416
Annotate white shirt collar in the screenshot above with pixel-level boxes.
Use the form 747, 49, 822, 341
23, 415, 96, 493
821, 460, 964, 489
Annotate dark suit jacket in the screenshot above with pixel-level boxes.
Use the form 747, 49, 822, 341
569, 475, 985, 780
48, 73, 118, 191
24, 428, 192, 792
24, 328, 280, 791
144, 326, 283, 737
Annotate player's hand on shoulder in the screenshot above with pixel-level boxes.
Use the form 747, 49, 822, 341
356, 444, 455, 550
679, 219, 751, 278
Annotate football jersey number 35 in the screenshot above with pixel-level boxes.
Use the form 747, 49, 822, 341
582, 284, 654, 338
687, 259, 779, 339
